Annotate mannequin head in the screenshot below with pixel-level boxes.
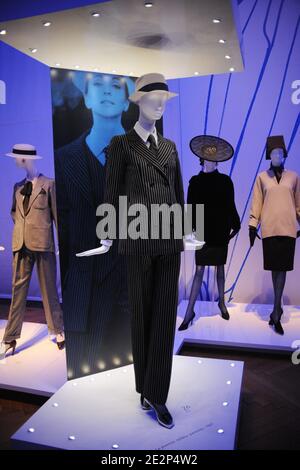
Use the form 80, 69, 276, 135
138, 91, 168, 122
15, 157, 38, 176
270, 148, 285, 167
201, 159, 218, 172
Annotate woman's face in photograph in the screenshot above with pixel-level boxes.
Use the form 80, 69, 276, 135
84, 74, 129, 118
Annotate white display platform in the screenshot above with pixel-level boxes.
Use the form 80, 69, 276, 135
175, 300, 300, 353
0, 320, 67, 396
11, 355, 243, 450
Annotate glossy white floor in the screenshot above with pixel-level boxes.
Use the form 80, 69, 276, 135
0, 320, 67, 396
11, 355, 243, 450
175, 301, 300, 354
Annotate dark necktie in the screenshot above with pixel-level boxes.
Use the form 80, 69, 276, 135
147, 134, 158, 153
20, 181, 33, 215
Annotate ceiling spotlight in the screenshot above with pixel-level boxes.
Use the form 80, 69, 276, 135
30, 48, 37, 53
194, 71, 199, 76
144, 2, 153, 7
55, 63, 61, 67
219, 39, 226, 44
0, 29, 7, 35
213, 18, 221, 23
91, 11, 101, 17
225, 55, 231, 60
75, 65, 80, 69
229, 67, 235, 72
43, 21, 51, 27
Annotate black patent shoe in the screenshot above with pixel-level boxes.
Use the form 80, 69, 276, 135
0, 340, 17, 359
144, 398, 174, 429
218, 301, 230, 320
140, 394, 151, 411
56, 332, 65, 350
269, 307, 283, 325
269, 312, 284, 335
178, 311, 196, 331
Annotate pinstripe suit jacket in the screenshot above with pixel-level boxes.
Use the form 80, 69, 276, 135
103, 128, 185, 255
55, 133, 123, 332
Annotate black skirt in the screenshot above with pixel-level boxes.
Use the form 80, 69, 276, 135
195, 243, 228, 266
262, 236, 296, 271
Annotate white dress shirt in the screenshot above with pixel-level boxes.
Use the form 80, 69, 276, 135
134, 121, 158, 147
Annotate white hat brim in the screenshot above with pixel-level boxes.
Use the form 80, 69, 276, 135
5, 153, 43, 160
129, 90, 178, 104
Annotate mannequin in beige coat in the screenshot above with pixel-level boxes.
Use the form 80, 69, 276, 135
0, 144, 65, 359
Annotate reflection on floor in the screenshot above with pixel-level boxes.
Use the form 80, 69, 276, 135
175, 301, 300, 353
0, 320, 67, 396
11, 355, 243, 450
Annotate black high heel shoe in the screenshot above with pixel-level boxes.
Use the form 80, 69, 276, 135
218, 301, 230, 320
269, 307, 283, 325
0, 340, 17, 359
178, 311, 196, 331
269, 310, 284, 335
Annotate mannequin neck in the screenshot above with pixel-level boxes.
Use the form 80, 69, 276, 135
138, 113, 156, 134
25, 163, 39, 181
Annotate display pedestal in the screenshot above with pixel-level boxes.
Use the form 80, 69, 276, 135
0, 320, 67, 396
175, 300, 300, 353
11, 355, 243, 450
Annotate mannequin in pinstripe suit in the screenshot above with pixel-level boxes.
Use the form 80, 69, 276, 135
77, 74, 185, 429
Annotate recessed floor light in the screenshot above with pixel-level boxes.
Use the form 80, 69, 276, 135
213, 18, 221, 23
225, 55, 231, 60
91, 12, 101, 17
43, 21, 51, 27
0, 29, 7, 35
219, 39, 226, 44
144, 2, 153, 7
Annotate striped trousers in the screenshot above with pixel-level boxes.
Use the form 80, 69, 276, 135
126, 253, 181, 405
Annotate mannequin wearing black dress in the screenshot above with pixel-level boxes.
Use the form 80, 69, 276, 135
179, 160, 240, 329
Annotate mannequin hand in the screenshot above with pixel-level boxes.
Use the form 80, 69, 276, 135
229, 229, 239, 240
76, 241, 111, 257
183, 233, 205, 251
249, 226, 261, 247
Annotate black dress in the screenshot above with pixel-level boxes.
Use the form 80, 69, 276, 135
187, 169, 241, 266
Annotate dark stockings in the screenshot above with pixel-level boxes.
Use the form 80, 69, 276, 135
271, 270, 286, 322
216, 265, 229, 316
184, 265, 228, 321
183, 266, 205, 322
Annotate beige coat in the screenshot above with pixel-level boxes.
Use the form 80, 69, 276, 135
11, 175, 57, 252
249, 168, 300, 238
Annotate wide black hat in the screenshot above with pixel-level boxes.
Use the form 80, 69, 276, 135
266, 135, 287, 159
189, 135, 234, 162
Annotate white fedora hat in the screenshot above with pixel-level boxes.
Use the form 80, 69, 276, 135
129, 73, 178, 103
6, 144, 43, 160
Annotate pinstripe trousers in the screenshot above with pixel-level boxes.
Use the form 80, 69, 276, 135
126, 253, 181, 405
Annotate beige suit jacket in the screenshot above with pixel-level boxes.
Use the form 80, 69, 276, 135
249, 169, 300, 238
11, 174, 57, 252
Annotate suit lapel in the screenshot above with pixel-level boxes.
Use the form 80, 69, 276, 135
15, 179, 26, 217
27, 174, 46, 212
127, 129, 173, 178
61, 135, 94, 207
